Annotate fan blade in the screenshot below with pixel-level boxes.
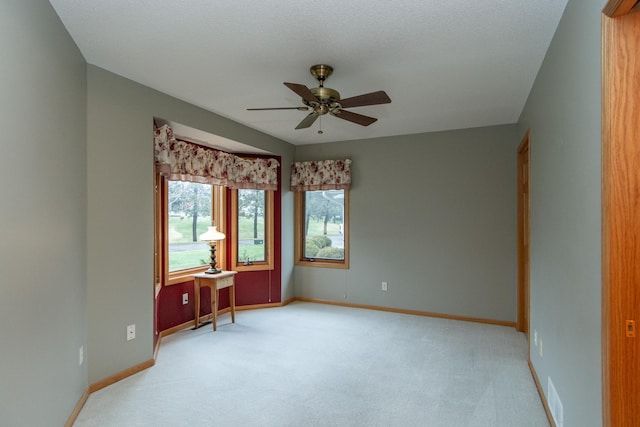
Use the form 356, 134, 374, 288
247, 107, 309, 111
332, 109, 378, 126
284, 82, 318, 104
295, 112, 320, 129
338, 91, 391, 108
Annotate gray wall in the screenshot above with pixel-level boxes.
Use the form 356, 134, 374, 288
87, 65, 295, 383
518, 0, 602, 425
0, 2, 295, 419
295, 125, 519, 322
0, 1, 88, 425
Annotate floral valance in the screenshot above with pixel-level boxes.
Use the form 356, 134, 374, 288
290, 159, 352, 192
154, 124, 279, 190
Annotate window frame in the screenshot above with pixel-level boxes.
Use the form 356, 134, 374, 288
230, 189, 275, 272
157, 175, 227, 286
294, 189, 349, 269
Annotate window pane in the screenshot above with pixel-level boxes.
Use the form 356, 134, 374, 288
237, 189, 266, 263
167, 181, 212, 272
304, 190, 344, 260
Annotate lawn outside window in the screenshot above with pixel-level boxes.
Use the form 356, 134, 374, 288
167, 181, 212, 272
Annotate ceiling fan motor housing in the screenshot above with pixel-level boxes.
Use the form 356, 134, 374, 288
310, 87, 340, 103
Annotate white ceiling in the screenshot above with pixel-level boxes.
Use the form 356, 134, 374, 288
49, 0, 568, 146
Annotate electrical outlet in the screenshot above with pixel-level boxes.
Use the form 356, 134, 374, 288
79, 345, 84, 366
182, 293, 189, 305
534, 330, 538, 346
127, 324, 136, 341
539, 339, 543, 357
381, 282, 388, 291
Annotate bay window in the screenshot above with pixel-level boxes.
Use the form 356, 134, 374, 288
153, 123, 279, 285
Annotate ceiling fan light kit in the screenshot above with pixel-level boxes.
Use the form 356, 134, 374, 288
248, 64, 391, 132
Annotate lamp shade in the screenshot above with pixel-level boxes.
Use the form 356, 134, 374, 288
199, 226, 225, 242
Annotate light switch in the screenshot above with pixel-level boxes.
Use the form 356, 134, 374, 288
626, 320, 636, 338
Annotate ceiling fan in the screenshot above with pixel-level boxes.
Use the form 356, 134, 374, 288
247, 64, 391, 132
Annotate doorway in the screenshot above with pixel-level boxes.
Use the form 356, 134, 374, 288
517, 130, 530, 337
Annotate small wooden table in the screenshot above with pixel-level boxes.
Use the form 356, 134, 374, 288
193, 271, 238, 331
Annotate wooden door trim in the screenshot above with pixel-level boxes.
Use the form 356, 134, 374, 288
516, 130, 531, 334
603, 0, 638, 17
602, 2, 640, 426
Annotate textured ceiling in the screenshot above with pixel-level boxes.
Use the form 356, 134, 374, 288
49, 0, 568, 146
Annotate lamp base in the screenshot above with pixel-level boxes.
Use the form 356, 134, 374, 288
205, 241, 221, 274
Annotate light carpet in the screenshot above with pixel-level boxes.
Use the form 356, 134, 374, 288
74, 302, 549, 427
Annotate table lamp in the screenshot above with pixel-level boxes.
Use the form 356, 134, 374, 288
199, 225, 226, 274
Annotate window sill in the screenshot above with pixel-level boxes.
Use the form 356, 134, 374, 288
295, 259, 349, 269
166, 266, 209, 285
233, 263, 274, 272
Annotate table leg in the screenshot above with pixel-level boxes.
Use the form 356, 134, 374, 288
212, 287, 218, 331
194, 278, 201, 328
230, 284, 236, 324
